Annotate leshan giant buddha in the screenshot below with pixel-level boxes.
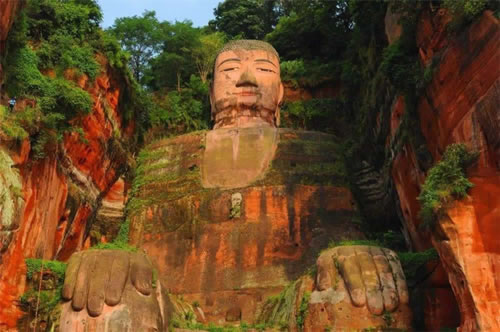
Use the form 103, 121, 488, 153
60, 40, 411, 331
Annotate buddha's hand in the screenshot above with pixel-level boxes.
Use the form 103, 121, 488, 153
62, 249, 153, 317
316, 245, 409, 315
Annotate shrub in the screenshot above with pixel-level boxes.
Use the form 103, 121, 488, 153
148, 75, 209, 136
380, 40, 420, 94
418, 144, 478, 228
398, 248, 439, 280
280, 98, 342, 133
25, 258, 67, 282
441, 0, 499, 32
296, 292, 310, 331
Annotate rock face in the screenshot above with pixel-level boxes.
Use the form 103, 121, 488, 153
389, 9, 500, 332
129, 128, 365, 324
0, 0, 23, 82
0, 58, 134, 329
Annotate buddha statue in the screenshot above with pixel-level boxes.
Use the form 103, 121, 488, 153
60, 40, 411, 331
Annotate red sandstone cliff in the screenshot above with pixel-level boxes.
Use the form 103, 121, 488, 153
0, 56, 133, 332
389, 9, 500, 332
0, 0, 23, 91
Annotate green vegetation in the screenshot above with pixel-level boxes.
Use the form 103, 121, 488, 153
169, 321, 274, 332
2, 0, 144, 158
443, 0, 499, 31
25, 258, 67, 282
257, 280, 301, 329
296, 292, 310, 331
418, 144, 478, 228
280, 59, 337, 88
398, 248, 439, 280
382, 310, 394, 327
20, 258, 67, 329
19, 289, 62, 315
209, 0, 280, 40
280, 98, 343, 133
92, 218, 138, 252
328, 239, 381, 248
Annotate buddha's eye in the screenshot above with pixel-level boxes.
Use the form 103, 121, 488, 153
257, 68, 274, 73
222, 67, 238, 72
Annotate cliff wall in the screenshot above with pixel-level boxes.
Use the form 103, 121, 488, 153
0, 0, 23, 91
0, 57, 133, 330
389, 9, 499, 332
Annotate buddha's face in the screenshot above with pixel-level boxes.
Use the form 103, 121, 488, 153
211, 48, 284, 128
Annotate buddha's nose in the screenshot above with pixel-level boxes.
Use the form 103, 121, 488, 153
236, 68, 258, 87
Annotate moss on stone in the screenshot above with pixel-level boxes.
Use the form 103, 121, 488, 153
20, 258, 67, 331
398, 248, 439, 280
296, 291, 310, 331
25, 258, 67, 282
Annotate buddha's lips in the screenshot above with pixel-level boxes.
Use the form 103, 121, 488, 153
234, 90, 259, 96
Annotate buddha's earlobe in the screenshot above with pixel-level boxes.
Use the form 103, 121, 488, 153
275, 83, 284, 127
209, 83, 215, 120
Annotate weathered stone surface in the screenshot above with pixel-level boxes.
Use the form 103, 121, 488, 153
129, 128, 361, 323
307, 245, 411, 330
390, 10, 500, 332
202, 126, 278, 188
60, 249, 168, 331
259, 246, 412, 332
0, 58, 135, 329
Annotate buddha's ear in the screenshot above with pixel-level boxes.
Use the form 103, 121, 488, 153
275, 82, 284, 127
209, 81, 215, 120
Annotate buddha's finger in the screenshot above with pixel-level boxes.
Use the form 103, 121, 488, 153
62, 252, 83, 300
316, 250, 335, 291
105, 251, 130, 306
337, 246, 365, 307
130, 253, 153, 296
356, 247, 383, 315
383, 248, 409, 304
87, 251, 113, 317
371, 247, 398, 312
72, 252, 96, 311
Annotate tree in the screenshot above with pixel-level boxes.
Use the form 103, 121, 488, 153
149, 21, 200, 91
108, 10, 163, 82
192, 32, 226, 83
208, 0, 281, 39
265, 0, 353, 61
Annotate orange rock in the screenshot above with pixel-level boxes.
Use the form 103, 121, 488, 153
0, 52, 135, 329
390, 10, 500, 332
128, 129, 361, 324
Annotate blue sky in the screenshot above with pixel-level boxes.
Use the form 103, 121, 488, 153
98, 0, 222, 28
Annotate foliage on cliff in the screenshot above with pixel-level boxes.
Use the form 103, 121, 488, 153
418, 144, 479, 228
19, 258, 67, 331
2, 0, 146, 157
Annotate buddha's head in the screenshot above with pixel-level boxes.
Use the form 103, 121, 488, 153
210, 40, 284, 129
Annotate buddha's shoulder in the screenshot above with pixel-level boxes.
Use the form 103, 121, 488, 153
139, 128, 342, 188
145, 128, 336, 154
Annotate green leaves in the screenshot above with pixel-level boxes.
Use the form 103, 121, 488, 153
209, 0, 280, 39
25, 0, 101, 41
107, 10, 163, 82
418, 144, 479, 228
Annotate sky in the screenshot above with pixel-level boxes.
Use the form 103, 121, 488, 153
98, 0, 222, 28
